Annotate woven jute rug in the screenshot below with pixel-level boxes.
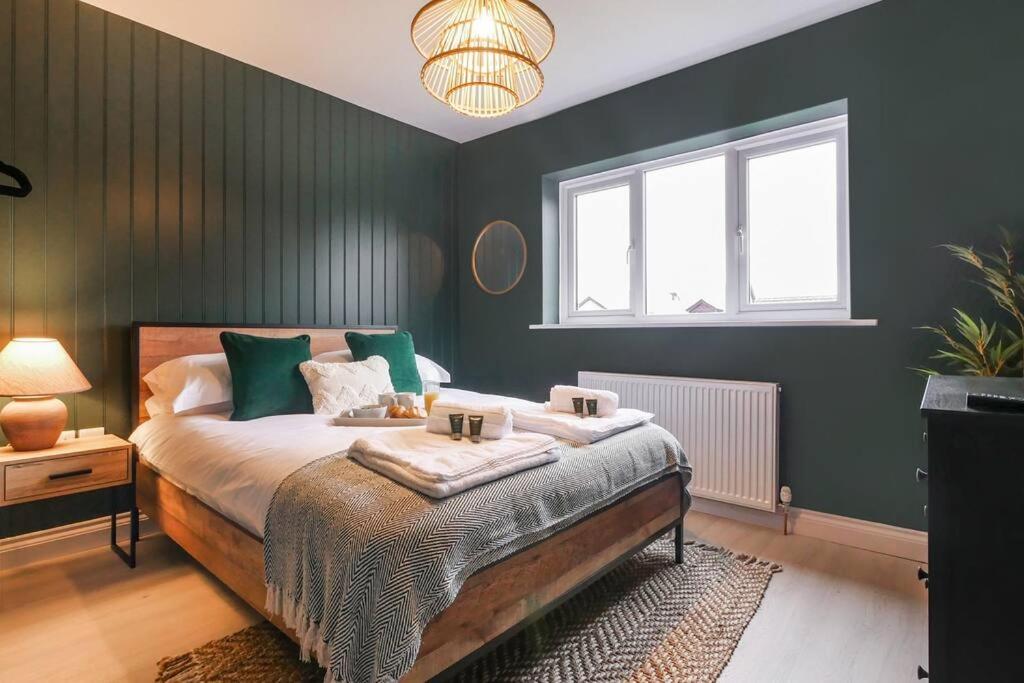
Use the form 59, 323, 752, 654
156, 537, 780, 682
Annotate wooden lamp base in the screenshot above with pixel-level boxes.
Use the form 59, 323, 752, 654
0, 396, 67, 451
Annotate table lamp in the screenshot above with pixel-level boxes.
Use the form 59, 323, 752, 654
0, 338, 92, 451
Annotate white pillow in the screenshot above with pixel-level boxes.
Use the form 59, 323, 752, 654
313, 350, 452, 384
312, 349, 354, 364
143, 353, 233, 415
299, 355, 394, 416
145, 395, 232, 418
415, 354, 452, 384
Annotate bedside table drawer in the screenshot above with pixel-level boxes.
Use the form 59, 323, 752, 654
3, 448, 130, 503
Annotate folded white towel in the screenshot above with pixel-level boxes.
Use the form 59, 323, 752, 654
549, 385, 619, 417
426, 400, 514, 440
348, 428, 558, 498
512, 404, 653, 444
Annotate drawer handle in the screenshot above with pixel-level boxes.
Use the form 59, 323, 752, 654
49, 468, 93, 480
915, 467, 928, 482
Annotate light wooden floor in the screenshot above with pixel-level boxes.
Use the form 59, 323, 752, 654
0, 511, 927, 682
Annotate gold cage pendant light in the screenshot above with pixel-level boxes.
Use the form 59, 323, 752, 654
412, 0, 555, 118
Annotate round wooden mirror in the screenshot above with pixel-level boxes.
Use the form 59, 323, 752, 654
472, 220, 527, 295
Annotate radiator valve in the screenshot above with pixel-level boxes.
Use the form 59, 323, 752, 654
779, 486, 793, 535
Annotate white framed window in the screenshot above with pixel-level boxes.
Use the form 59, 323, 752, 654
558, 115, 851, 326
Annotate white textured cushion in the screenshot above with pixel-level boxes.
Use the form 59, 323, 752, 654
143, 353, 233, 415
313, 349, 452, 384
299, 355, 394, 416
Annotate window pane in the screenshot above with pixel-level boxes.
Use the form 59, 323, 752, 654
645, 156, 726, 315
747, 141, 839, 304
575, 185, 630, 311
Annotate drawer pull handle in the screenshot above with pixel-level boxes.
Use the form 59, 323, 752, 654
915, 467, 928, 482
49, 468, 93, 480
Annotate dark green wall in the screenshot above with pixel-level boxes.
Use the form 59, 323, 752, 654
5, 0, 1022, 539
456, 0, 1024, 531
0, 0, 457, 537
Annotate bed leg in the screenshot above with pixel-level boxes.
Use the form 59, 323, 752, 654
674, 523, 683, 564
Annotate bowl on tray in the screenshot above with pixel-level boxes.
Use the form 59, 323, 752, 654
350, 404, 388, 419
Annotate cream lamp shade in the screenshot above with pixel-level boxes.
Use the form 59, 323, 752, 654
0, 338, 91, 396
0, 338, 91, 451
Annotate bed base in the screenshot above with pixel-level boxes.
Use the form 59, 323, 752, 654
137, 460, 685, 682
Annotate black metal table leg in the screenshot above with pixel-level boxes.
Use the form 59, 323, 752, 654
674, 522, 683, 564
111, 456, 138, 568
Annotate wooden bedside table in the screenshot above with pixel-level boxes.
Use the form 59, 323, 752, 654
0, 434, 138, 567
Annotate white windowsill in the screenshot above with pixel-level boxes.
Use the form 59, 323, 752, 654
530, 318, 878, 330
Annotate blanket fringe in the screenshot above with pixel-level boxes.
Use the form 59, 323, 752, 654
266, 583, 335, 682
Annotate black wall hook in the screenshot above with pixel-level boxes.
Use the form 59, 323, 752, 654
0, 160, 32, 198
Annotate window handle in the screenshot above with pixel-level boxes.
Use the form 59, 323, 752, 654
626, 242, 634, 264
736, 225, 745, 256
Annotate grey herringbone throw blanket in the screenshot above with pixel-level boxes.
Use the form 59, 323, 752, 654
264, 423, 690, 683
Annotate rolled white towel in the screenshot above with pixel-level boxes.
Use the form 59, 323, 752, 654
512, 405, 653, 444
427, 400, 514, 440
549, 385, 619, 417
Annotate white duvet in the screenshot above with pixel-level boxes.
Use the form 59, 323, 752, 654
129, 389, 537, 537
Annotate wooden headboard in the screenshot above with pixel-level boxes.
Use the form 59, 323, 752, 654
132, 322, 396, 425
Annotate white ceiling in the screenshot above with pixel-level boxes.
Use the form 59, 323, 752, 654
83, 0, 880, 143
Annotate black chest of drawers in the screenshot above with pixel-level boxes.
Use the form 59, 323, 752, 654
920, 376, 1024, 682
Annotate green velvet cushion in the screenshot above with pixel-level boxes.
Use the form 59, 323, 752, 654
220, 332, 314, 421
345, 331, 422, 394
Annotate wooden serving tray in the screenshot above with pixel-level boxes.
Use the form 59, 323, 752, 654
333, 415, 427, 427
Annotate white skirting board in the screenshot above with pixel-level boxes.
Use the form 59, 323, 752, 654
690, 497, 928, 563
0, 512, 157, 572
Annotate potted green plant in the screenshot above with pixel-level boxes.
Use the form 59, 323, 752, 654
917, 229, 1024, 377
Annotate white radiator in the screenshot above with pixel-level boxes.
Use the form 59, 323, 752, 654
579, 372, 780, 512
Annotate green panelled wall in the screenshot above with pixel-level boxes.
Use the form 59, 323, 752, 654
0, 0, 457, 537
455, 0, 1024, 530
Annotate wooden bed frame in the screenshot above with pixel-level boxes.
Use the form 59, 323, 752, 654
131, 322, 686, 682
